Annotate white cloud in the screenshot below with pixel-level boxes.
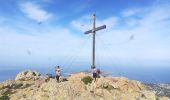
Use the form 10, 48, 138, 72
100, 17, 118, 29
64, 3, 170, 68
122, 8, 142, 17
70, 15, 92, 32
0, 16, 9, 26
69, 4, 170, 67
20, 2, 52, 22
0, 21, 91, 68
71, 15, 118, 32
98, 4, 170, 67
0, 2, 170, 68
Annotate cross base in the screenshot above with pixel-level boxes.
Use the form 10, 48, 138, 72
91, 65, 96, 69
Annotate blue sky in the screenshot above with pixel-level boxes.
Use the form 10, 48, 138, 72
0, 0, 170, 69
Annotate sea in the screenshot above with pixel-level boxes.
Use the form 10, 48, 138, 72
0, 66, 170, 83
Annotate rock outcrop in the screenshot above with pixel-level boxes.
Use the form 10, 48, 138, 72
15, 70, 41, 81
0, 70, 169, 100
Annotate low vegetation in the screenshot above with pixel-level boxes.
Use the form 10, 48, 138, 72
81, 76, 93, 85
0, 95, 10, 100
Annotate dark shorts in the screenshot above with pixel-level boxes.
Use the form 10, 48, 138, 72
93, 73, 97, 78
56, 75, 60, 81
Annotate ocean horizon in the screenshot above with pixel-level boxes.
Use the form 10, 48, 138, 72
0, 66, 170, 83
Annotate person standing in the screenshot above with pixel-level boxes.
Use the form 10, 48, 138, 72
92, 67, 97, 82
55, 66, 61, 82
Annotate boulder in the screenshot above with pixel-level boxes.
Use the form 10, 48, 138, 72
0, 88, 10, 95
158, 96, 170, 100
94, 88, 113, 99
68, 72, 91, 81
35, 79, 86, 100
0, 84, 4, 90
60, 76, 68, 82
95, 77, 145, 92
0, 80, 23, 90
15, 70, 41, 81
140, 90, 157, 100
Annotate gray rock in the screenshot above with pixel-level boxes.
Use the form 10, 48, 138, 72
15, 70, 41, 81
0, 88, 10, 95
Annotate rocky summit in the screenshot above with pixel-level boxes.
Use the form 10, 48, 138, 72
0, 70, 169, 100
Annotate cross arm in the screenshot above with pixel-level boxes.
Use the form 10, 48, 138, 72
84, 25, 106, 34
84, 30, 93, 34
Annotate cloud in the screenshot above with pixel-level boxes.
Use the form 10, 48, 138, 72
71, 15, 118, 32
0, 19, 91, 68
20, 2, 52, 22
70, 3, 170, 67
101, 17, 118, 29
70, 15, 92, 32
99, 4, 170, 66
0, 1, 170, 68
122, 9, 142, 17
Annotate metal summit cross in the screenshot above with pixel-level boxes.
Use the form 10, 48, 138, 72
84, 14, 106, 69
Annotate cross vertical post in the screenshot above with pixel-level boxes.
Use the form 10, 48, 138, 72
92, 14, 96, 68
84, 14, 106, 69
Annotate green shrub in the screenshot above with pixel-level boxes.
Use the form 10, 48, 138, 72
81, 76, 93, 85
0, 95, 10, 100
24, 71, 28, 75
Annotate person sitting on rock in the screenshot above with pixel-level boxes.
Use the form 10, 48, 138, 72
55, 66, 61, 82
92, 66, 97, 82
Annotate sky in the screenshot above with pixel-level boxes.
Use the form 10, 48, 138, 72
0, 0, 170, 69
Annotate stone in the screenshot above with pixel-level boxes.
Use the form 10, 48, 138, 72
68, 72, 91, 81
0, 88, 10, 95
15, 70, 41, 81
141, 90, 157, 100
0, 71, 168, 100
158, 96, 170, 100
1, 80, 23, 90
103, 82, 109, 88
0, 84, 4, 90
60, 76, 68, 82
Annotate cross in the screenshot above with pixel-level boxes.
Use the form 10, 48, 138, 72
84, 14, 106, 69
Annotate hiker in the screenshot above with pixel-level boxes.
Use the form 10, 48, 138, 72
55, 66, 61, 82
97, 68, 101, 78
92, 66, 97, 82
